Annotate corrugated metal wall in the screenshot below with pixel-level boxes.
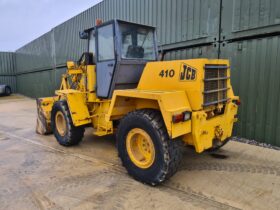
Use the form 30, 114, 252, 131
16, 0, 221, 68
14, 0, 221, 98
16, 67, 66, 98
164, 45, 218, 61
16, 71, 54, 98
220, 36, 280, 147
1, 0, 280, 146
0, 52, 16, 92
218, 0, 280, 146
16, 32, 54, 73
221, 0, 280, 41
0, 52, 15, 75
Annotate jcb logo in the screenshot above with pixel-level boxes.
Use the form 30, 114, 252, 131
179, 63, 197, 81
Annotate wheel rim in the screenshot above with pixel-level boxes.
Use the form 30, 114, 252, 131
126, 128, 155, 169
55, 111, 67, 136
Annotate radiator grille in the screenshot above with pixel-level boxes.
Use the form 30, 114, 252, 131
203, 65, 229, 107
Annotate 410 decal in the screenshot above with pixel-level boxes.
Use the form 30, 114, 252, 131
158, 69, 175, 78
158, 63, 197, 81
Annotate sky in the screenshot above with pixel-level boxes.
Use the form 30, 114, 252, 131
0, 0, 102, 52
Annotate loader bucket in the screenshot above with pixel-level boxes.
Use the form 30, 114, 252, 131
36, 98, 55, 135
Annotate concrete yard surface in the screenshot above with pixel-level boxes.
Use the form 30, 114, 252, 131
0, 95, 279, 210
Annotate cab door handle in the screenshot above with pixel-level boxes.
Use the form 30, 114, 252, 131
107, 63, 114, 67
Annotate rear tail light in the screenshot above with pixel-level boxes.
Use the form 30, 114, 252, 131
172, 112, 191, 123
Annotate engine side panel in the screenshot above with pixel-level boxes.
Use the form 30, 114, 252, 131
137, 59, 234, 111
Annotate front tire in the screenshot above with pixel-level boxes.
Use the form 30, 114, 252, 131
51, 100, 84, 146
117, 109, 183, 185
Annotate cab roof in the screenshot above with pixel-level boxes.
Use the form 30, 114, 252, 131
83, 19, 156, 33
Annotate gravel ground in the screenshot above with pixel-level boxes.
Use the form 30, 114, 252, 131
1, 95, 280, 210
231, 136, 280, 151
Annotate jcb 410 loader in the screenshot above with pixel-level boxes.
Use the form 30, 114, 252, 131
36, 19, 240, 185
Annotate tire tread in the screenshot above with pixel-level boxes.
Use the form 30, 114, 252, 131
117, 109, 183, 185
51, 100, 84, 146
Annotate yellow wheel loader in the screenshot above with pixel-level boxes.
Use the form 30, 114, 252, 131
36, 19, 240, 185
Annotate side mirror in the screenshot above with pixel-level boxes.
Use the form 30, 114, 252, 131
79, 31, 89, 39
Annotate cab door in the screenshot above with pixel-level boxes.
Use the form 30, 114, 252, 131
96, 23, 116, 98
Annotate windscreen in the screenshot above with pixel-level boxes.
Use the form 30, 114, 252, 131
119, 23, 156, 60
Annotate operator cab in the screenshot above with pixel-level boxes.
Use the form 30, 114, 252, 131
80, 19, 158, 98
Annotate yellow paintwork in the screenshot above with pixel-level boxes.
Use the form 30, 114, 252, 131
105, 58, 238, 152
37, 97, 58, 126
91, 100, 113, 136
107, 89, 192, 138
56, 89, 91, 126
86, 65, 97, 102
137, 59, 234, 110
67, 61, 76, 69
38, 97, 56, 113
38, 57, 238, 153
55, 111, 67, 136
183, 101, 238, 153
126, 128, 155, 169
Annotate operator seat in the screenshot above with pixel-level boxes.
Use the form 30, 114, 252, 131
126, 45, 144, 58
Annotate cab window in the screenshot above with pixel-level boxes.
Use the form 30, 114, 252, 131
120, 23, 156, 60
97, 24, 114, 61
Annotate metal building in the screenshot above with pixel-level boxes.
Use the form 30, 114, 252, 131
0, 0, 280, 146
0, 52, 16, 92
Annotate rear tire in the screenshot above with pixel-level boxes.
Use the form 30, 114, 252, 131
4, 86, 11, 96
117, 109, 183, 185
51, 100, 84, 146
